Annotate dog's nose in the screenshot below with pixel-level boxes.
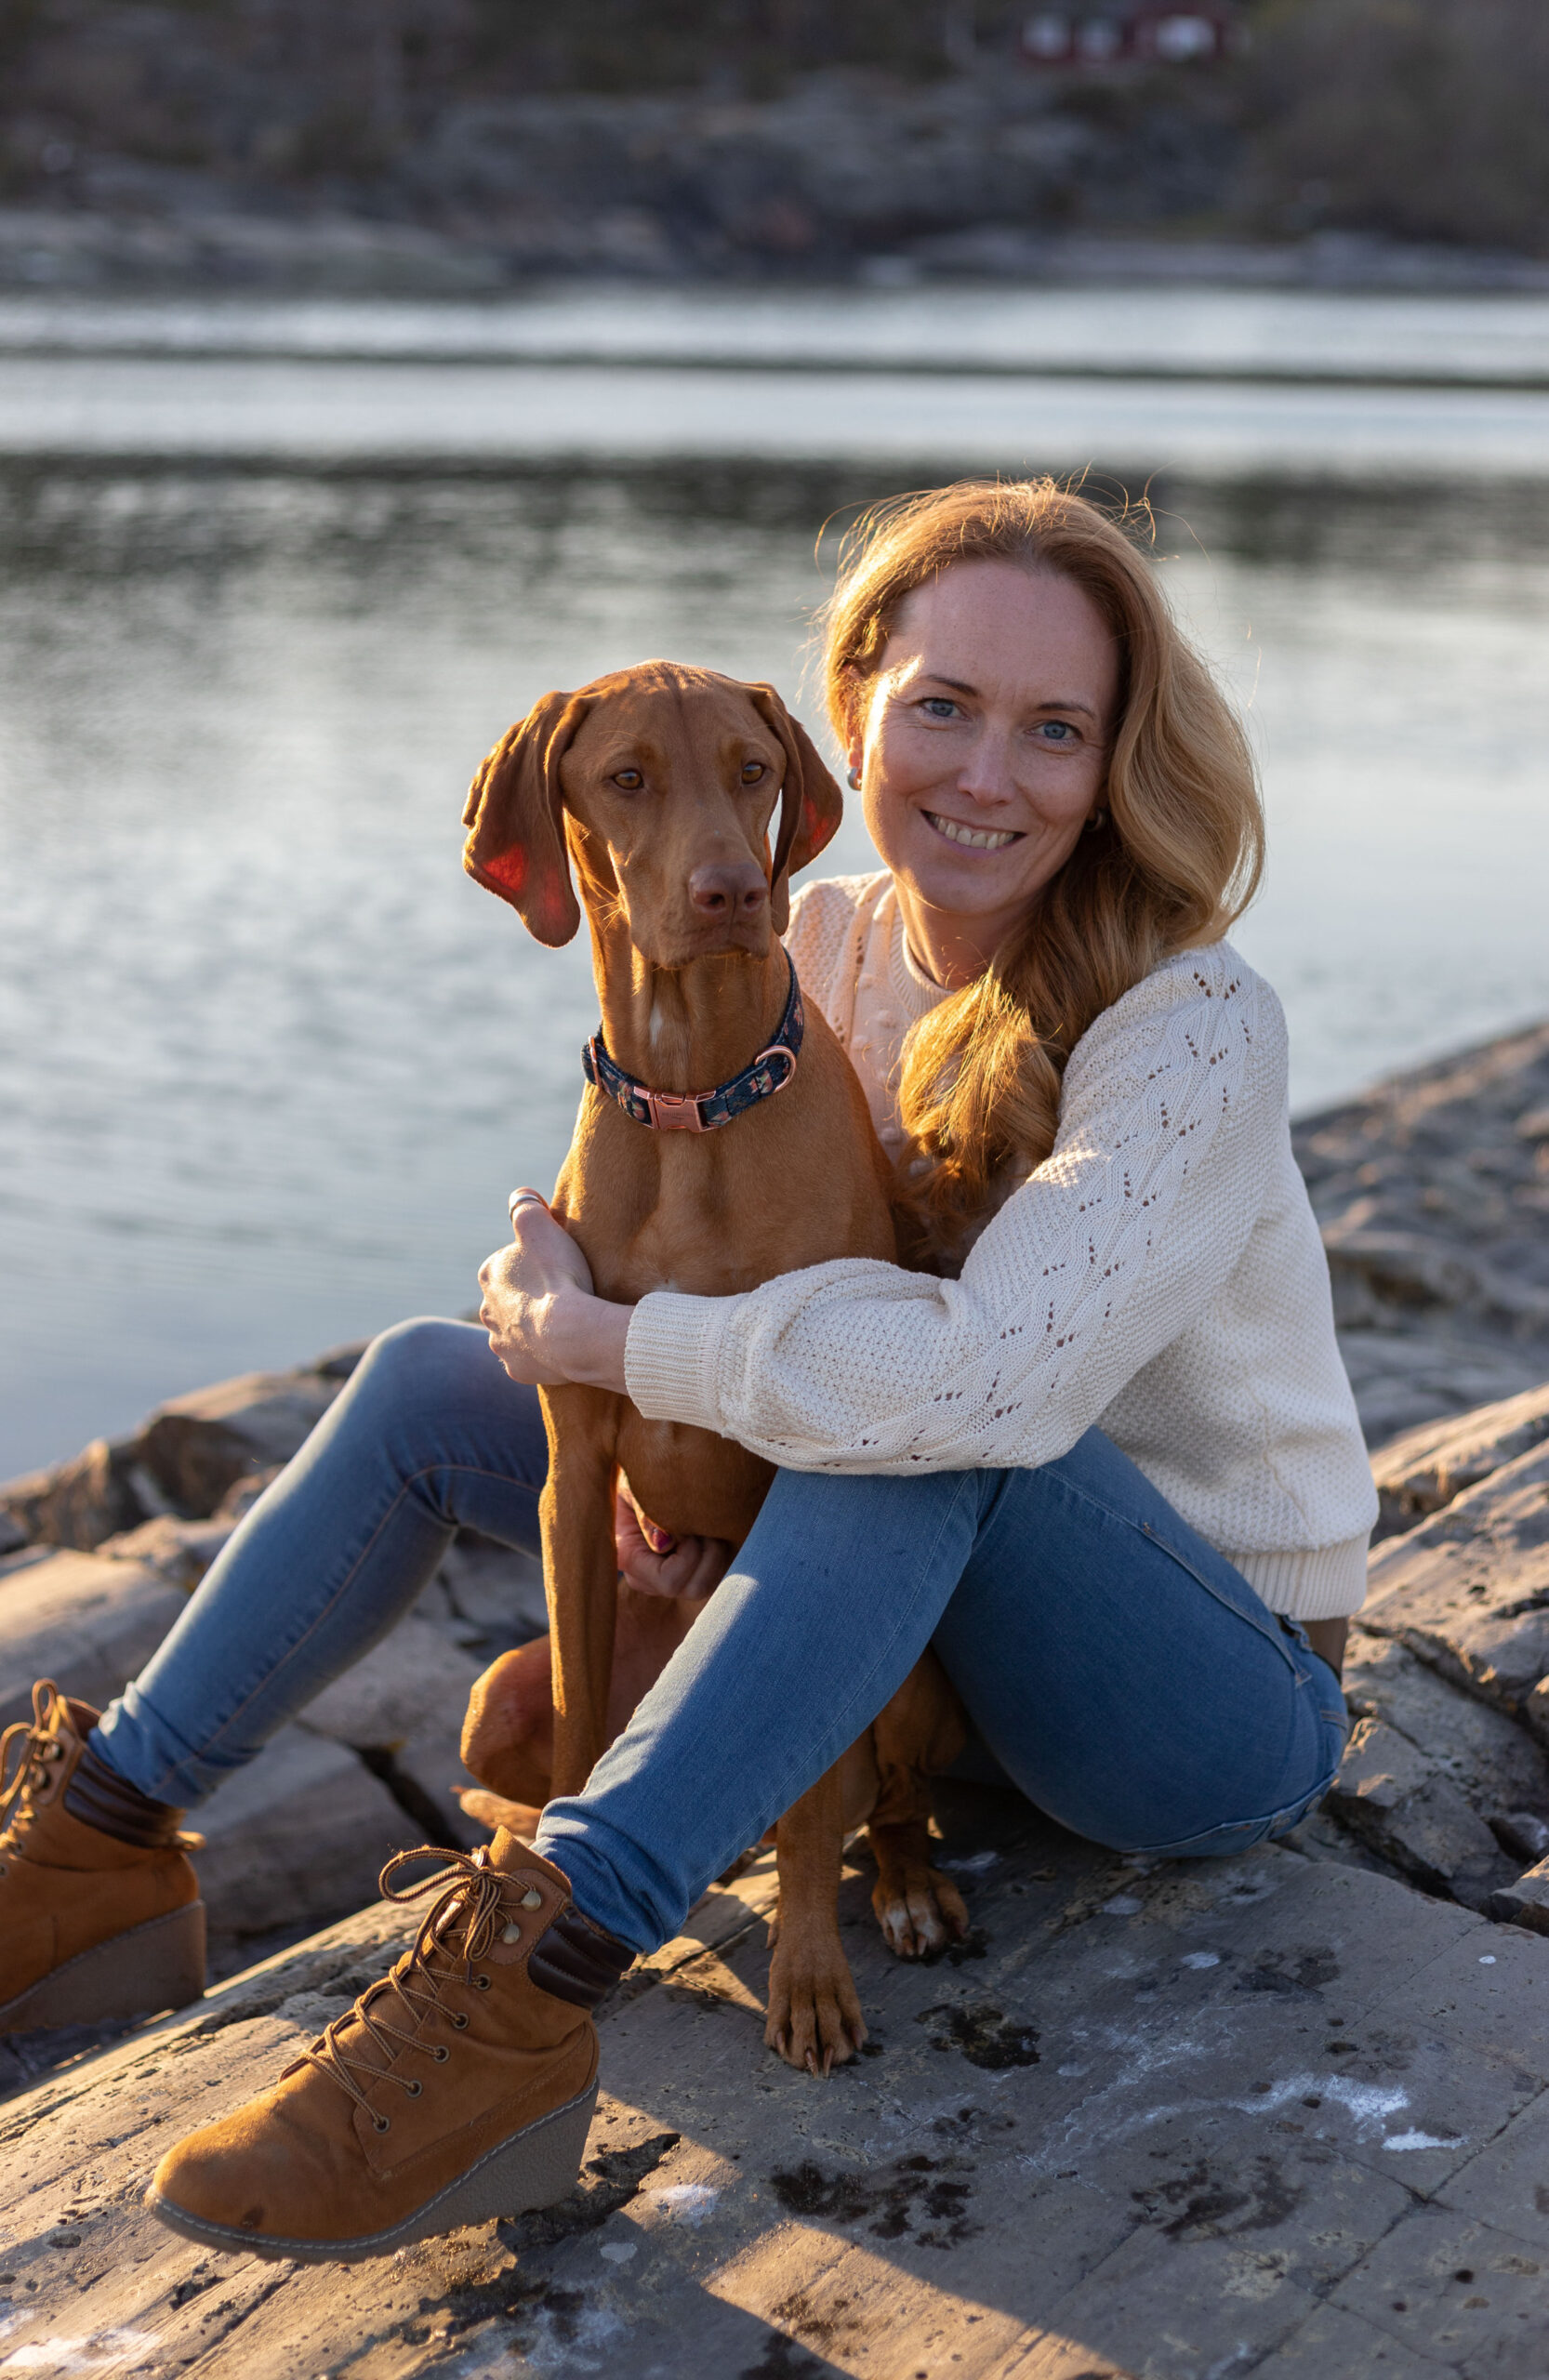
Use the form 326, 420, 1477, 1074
688, 862, 769, 920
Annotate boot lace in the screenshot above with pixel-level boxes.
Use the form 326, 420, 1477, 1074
0, 1680, 69, 1858
298, 1845, 534, 2132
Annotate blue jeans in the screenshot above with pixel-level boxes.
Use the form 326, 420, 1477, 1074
97, 1318, 1347, 1957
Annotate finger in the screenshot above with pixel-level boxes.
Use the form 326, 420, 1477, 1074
682, 1537, 735, 1598
619, 1549, 689, 1598
655, 1538, 705, 1593
616, 1524, 698, 1596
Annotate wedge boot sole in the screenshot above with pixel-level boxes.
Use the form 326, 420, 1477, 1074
148, 2075, 600, 2265
0, 1899, 206, 2032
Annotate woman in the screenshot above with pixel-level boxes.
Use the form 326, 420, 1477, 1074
0, 480, 1373, 2262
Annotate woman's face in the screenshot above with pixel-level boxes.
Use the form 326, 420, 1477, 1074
849, 558, 1119, 982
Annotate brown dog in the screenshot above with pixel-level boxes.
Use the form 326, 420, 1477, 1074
459, 661, 966, 2072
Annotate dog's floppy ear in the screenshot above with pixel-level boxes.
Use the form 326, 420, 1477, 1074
746, 683, 845, 934
462, 689, 589, 947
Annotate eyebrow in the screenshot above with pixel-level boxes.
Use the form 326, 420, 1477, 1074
919, 674, 1101, 721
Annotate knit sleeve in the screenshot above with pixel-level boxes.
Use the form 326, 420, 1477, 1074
623, 947, 1283, 1474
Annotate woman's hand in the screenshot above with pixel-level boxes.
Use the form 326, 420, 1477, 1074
614, 1481, 735, 1601
479, 1190, 631, 1392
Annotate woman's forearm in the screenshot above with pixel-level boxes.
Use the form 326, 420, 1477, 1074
546, 1289, 634, 1393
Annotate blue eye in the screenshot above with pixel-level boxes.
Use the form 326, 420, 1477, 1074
1039, 721, 1076, 742
921, 697, 958, 719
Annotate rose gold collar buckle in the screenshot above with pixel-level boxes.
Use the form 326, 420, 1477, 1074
641, 1086, 708, 1131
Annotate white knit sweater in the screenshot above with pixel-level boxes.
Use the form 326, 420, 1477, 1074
625, 871, 1376, 1620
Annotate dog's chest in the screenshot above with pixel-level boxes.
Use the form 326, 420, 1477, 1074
564, 1114, 864, 1304
602, 1212, 771, 1303
614, 1408, 772, 1543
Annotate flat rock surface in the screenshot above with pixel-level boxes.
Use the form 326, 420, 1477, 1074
1325, 1712, 1514, 1909
4, 1010, 1549, 2370
1343, 1632, 1549, 1818
1370, 1384, 1549, 1542
1362, 1438, 1549, 1724
1292, 1019, 1549, 1446
0, 1548, 186, 1734
3, 1783, 1548, 2379
191, 1724, 423, 1940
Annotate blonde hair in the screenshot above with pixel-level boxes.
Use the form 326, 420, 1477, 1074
821, 478, 1264, 1254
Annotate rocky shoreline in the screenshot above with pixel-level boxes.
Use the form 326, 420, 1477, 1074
5, 1399, 1549, 2373
5, 1017, 1549, 2369
7, 200, 1545, 300
0, 1350, 549, 1991
1291, 1017, 1549, 1446
7, 5, 1549, 298
0, 1012, 1544, 1963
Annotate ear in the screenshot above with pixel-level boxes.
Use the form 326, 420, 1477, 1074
461, 689, 589, 946
746, 683, 845, 934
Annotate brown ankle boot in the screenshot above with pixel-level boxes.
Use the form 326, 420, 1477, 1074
0, 1681, 205, 2033
147, 1834, 627, 2263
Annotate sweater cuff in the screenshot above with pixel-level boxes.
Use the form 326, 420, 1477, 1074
1231, 1536, 1370, 1622
624, 1290, 739, 1434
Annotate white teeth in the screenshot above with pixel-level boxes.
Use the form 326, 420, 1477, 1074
924, 811, 1021, 852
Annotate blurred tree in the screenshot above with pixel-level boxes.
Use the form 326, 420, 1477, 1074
460, 0, 997, 91
1245, 0, 1549, 252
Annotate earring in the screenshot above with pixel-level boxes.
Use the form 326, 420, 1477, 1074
1085, 808, 1108, 834
847, 765, 863, 791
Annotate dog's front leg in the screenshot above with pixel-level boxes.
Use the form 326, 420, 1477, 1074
766, 1763, 867, 2077
538, 1385, 622, 1799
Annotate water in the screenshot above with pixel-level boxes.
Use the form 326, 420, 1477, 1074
4, 284, 1549, 377
3, 355, 1548, 477
3, 287, 1548, 1474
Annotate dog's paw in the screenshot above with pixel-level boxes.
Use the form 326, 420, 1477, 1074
871, 1862, 970, 1961
763, 1937, 867, 2078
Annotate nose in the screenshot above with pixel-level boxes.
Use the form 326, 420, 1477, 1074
957, 725, 1018, 803
688, 861, 769, 921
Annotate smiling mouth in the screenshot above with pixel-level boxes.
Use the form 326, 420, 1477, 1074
922, 809, 1023, 853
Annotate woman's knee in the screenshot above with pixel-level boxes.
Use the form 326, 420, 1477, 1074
331, 1316, 547, 1507
348, 1316, 492, 1410
354, 1314, 480, 1390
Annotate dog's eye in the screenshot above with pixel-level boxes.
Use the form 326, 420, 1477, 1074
740, 761, 765, 784
613, 769, 644, 791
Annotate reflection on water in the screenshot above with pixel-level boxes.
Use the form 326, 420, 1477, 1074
5, 284, 1549, 377
6, 353, 1548, 478
4, 459, 1548, 1473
